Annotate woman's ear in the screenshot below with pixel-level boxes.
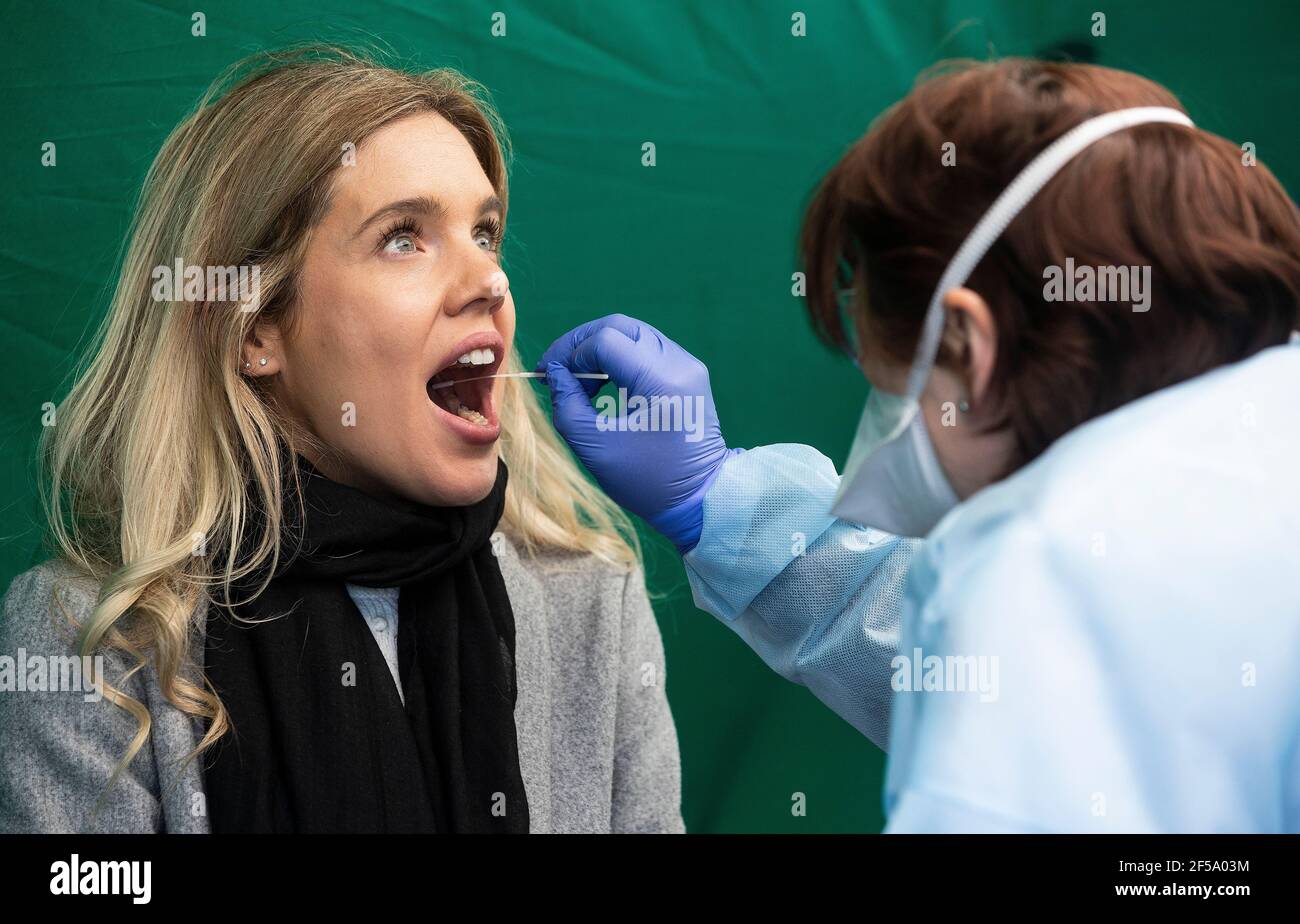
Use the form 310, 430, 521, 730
240, 319, 285, 377
940, 287, 998, 408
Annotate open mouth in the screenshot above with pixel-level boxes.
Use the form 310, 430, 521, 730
425, 344, 502, 428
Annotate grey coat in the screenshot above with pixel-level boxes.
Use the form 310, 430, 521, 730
0, 534, 684, 833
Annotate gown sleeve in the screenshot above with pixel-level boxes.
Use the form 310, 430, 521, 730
682, 443, 920, 750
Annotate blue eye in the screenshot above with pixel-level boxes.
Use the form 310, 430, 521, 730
378, 218, 421, 254
476, 217, 505, 253
384, 233, 418, 254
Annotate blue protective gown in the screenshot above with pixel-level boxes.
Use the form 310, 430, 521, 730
683, 340, 1300, 832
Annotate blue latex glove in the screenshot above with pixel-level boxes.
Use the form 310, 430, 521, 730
534, 314, 741, 553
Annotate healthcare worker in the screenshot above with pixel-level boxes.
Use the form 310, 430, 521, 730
535, 59, 1300, 832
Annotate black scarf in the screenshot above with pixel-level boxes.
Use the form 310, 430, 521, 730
202, 453, 529, 833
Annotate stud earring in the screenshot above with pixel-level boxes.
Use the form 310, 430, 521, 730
957, 399, 971, 413
259, 357, 268, 366
244, 361, 251, 370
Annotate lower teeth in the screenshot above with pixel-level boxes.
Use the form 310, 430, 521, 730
444, 392, 489, 426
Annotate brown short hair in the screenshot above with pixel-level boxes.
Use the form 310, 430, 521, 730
801, 58, 1300, 467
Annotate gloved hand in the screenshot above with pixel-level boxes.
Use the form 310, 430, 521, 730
534, 314, 741, 553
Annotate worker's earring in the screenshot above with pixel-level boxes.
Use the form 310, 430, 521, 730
957, 399, 970, 413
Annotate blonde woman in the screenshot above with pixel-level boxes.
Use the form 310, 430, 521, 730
0, 46, 683, 834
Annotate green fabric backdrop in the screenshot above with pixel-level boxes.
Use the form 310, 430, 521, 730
2, 0, 1296, 832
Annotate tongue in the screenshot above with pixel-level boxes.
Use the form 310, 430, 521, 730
451, 378, 480, 410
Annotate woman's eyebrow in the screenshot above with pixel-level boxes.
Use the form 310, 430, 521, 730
352, 195, 445, 240
352, 193, 503, 240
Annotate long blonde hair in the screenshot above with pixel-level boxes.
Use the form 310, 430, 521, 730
40, 45, 640, 793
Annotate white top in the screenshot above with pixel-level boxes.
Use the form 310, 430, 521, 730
345, 583, 403, 704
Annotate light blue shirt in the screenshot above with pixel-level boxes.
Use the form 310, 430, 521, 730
345, 584, 403, 704
685, 340, 1300, 833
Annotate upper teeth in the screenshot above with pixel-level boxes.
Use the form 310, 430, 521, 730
456, 348, 495, 366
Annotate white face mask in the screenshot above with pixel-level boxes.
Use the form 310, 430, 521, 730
832, 380, 958, 538
830, 106, 1196, 537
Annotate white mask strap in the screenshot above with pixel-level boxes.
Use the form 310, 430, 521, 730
904, 106, 1196, 399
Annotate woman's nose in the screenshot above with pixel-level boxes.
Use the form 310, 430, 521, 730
445, 267, 509, 318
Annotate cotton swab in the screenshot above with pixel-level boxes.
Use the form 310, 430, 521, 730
429, 371, 609, 390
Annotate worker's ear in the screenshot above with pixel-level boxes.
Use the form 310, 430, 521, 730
940, 287, 998, 408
